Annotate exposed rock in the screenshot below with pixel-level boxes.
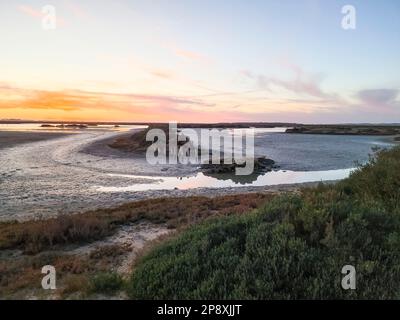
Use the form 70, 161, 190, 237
53, 124, 88, 129
65, 124, 88, 129
201, 156, 276, 174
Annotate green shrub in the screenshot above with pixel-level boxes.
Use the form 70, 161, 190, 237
90, 273, 124, 294
128, 146, 400, 299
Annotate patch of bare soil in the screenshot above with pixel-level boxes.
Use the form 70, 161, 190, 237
71, 221, 171, 275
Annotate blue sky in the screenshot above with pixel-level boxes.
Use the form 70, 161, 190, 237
0, 0, 399, 123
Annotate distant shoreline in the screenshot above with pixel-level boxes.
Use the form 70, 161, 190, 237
285, 124, 400, 136
2, 119, 400, 128
0, 120, 297, 127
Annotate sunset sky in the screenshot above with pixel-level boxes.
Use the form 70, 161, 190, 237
0, 0, 399, 123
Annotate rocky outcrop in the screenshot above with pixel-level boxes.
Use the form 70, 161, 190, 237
65, 124, 88, 129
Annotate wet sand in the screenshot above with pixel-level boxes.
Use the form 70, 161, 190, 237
0, 131, 73, 150
1, 127, 367, 222
0, 128, 328, 221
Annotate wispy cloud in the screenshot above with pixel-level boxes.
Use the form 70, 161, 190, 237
17, 5, 43, 19
241, 65, 337, 101
149, 70, 174, 79
349, 89, 400, 118
17, 4, 67, 26
357, 89, 399, 109
1, 82, 398, 123
173, 48, 209, 62
161, 42, 211, 64
0, 85, 215, 113
64, 0, 89, 20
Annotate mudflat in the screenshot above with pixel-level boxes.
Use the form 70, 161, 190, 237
0, 131, 72, 149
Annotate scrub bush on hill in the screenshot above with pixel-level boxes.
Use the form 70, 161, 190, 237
128, 147, 400, 299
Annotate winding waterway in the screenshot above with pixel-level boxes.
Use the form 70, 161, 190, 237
0, 125, 395, 220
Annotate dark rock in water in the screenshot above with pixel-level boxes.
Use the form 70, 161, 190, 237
201, 156, 276, 174
254, 156, 276, 172
257, 156, 275, 167
201, 162, 236, 174
55, 124, 88, 129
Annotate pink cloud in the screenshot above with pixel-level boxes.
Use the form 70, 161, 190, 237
17, 4, 66, 26
150, 70, 174, 79
241, 64, 339, 102
355, 89, 400, 114
17, 5, 43, 19
161, 42, 211, 63
0, 84, 215, 114
64, 0, 91, 21
174, 48, 209, 62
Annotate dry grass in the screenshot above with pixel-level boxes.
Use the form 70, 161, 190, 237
0, 249, 124, 299
0, 252, 91, 298
0, 193, 275, 254
0, 193, 275, 299
0, 260, 39, 297
0, 215, 113, 254
0, 243, 138, 299
60, 274, 90, 298
89, 244, 131, 261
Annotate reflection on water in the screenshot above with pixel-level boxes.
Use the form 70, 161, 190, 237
253, 132, 395, 171
203, 171, 263, 184
96, 168, 354, 192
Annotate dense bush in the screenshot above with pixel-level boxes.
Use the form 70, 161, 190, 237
128, 146, 400, 299
89, 273, 124, 294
